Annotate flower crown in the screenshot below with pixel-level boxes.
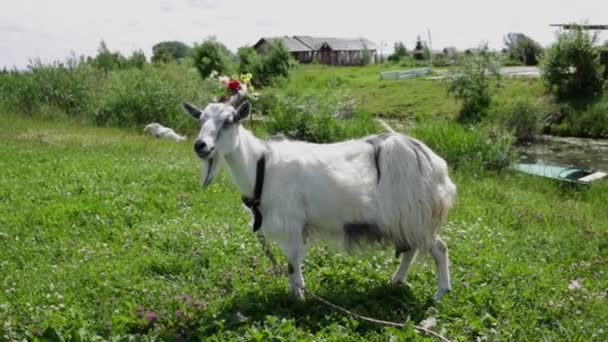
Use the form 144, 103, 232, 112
216, 73, 254, 102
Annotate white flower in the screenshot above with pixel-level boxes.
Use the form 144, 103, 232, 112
218, 76, 230, 87
568, 280, 583, 291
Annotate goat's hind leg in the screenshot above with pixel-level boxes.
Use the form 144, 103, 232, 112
391, 247, 418, 285
431, 236, 451, 301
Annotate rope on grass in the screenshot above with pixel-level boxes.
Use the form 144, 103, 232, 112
255, 232, 452, 342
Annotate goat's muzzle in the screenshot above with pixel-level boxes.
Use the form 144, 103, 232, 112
194, 140, 214, 159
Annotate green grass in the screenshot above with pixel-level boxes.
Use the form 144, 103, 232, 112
271, 64, 550, 122
1, 113, 607, 341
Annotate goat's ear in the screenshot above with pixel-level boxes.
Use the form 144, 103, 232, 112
234, 101, 251, 122
182, 101, 202, 120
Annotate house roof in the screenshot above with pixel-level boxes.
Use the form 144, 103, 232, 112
253, 37, 314, 52
254, 36, 377, 52
295, 36, 377, 51
550, 24, 608, 30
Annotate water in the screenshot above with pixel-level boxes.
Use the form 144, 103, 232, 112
518, 135, 608, 171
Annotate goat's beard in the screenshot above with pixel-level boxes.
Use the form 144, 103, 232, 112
201, 157, 221, 189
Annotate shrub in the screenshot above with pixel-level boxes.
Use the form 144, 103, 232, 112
550, 100, 608, 138
257, 40, 295, 86
503, 33, 543, 66
388, 42, 408, 62
151, 41, 191, 63
445, 51, 501, 122
0, 59, 101, 115
237, 47, 263, 83
266, 89, 375, 143
411, 123, 517, 171
540, 26, 605, 99
91, 63, 214, 131
191, 38, 235, 79
503, 99, 543, 142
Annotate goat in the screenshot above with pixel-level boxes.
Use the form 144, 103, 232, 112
181, 88, 457, 301
144, 122, 187, 142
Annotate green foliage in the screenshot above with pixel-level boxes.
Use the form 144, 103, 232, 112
126, 49, 147, 69
550, 99, 608, 138
0, 59, 102, 115
504, 33, 543, 66
91, 64, 214, 131
191, 38, 235, 79
93, 40, 120, 74
445, 51, 501, 122
502, 99, 543, 142
540, 27, 605, 99
388, 42, 408, 62
151, 41, 191, 63
361, 46, 373, 65
412, 122, 517, 171
266, 89, 376, 143
237, 46, 263, 82
257, 40, 296, 86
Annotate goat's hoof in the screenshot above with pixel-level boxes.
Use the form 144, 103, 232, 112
292, 289, 305, 301
390, 277, 411, 287
432, 288, 451, 302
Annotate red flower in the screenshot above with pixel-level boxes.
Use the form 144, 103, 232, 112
228, 80, 240, 93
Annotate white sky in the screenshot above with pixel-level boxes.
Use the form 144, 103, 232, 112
1, 0, 607, 69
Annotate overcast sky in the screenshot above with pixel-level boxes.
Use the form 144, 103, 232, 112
2, 0, 607, 68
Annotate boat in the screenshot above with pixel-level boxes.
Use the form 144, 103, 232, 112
513, 163, 607, 184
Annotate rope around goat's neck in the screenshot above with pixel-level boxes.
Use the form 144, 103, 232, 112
255, 232, 452, 342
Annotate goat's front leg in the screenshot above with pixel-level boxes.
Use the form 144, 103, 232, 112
278, 234, 307, 300
430, 236, 451, 301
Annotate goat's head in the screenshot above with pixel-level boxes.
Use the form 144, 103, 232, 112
182, 86, 251, 188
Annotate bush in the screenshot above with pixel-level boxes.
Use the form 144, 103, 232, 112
445, 51, 501, 122
504, 33, 543, 66
503, 99, 543, 142
151, 41, 191, 63
191, 38, 235, 79
237, 47, 263, 83
540, 27, 605, 99
91, 63, 215, 131
550, 100, 608, 138
388, 42, 408, 62
411, 123, 517, 171
257, 40, 295, 86
0, 59, 102, 115
266, 89, 376, 143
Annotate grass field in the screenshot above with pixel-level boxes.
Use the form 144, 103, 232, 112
1, 113, 607, 341
268, 65, 550, 121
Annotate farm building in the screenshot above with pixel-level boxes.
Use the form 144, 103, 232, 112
253, 36, 377, 66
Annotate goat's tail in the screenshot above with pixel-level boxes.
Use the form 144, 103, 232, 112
375, 119, 396, 134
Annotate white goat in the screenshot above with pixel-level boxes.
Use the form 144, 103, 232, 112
182, 90, 457, 301
144, 122, 186, 142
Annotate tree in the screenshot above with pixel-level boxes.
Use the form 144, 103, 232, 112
257, 40, 295, 85
388, 42, 408, 62
127, 50, 147, 69
151, 41, 191, 63
540, 26, 605, 99
504, 33, 543, 65
94, 40, 118, 74
237, 46, 263, 79
191, 38, 235, 79
445, 48, 501, 122
413, 36, 426, 60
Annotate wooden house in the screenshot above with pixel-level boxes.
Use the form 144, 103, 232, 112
253, 36, 377, 66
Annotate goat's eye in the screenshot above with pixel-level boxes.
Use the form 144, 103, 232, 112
223, 118, 234, 127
